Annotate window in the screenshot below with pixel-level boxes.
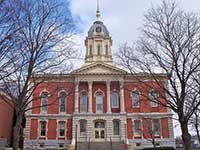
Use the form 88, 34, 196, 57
96, 92, 103, 112
59, 143, 64, 149
40, 121, 46, 137
111, 92, 119, 108
105, 45, 108, 55
132, 90, 140, 107
97, 45, 101, 55
95, 121, 105, 128
41, 92, 48, 113
80, 120, 87, 135
149, 90, 158, 107
113, 120, 120, 135
60, 92, 67, 113
134, 120, 141, 136
89, 45, 92, 56
152, 119, 160, 136
59, 121, 65, 137
80, 92, 87, 112
39, 143, 45, 148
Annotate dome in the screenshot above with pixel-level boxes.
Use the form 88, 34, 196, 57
88, 21, 110, 37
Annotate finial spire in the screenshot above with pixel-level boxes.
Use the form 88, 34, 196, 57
96, 0, 100, 21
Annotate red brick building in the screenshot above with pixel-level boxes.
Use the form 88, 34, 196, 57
24, 5, 175, 149
0, 91, 14, 147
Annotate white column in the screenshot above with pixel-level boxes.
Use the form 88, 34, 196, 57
88, 81, 93, 113
106, 81, 111, 113
120, 81, 125, 113
74, 81, 79, 113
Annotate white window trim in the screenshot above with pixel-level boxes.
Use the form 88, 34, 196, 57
130, 89, 140, 108
111, 90, 119, 108
133, 119, 142, 137
149, 89, 159, 108
95, 90, 104, 113
113, 119, 120, 136
80, 90, 88, 113
79, 119, 87, 137
57, 120, 66, 138
40, 90, 49, 114
58, 91, 68, 114
152, 118, 161, 136
38, 119, 48, 139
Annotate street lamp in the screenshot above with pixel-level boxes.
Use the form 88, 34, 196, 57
75, 124, 78, 150
124, 121, 127, 150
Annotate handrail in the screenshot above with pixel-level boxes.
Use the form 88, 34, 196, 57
110, 137, 112, 150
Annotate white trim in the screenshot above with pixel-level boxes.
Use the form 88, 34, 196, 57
130, 89, 140, 108
149, 89, 159, 108
38, 119, 48, 139
152, 118, 161, 137
40, 91, 49, 114
95, 91, 104, 113
58, 91, 68, 114
57, 120, 66, 139
132, 119, 142, 138
111, 91, 119, 108
80, 91, 88, 113
94, 89, 105, 97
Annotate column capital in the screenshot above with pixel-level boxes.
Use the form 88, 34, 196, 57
88, 80, 93, 85
106, 80, 111, 85
75, 81, 80, 85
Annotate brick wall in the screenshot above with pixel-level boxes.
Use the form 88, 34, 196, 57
0, 95, 13, 143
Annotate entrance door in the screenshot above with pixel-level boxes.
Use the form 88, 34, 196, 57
94, 121, 105, 140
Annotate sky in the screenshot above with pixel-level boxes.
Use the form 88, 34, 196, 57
68, 0, 200, 137
69, 0, 200, 61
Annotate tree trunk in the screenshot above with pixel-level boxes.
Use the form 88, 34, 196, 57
180, 120, 191, 150
194, 113, 200, 144
12, 112, 23, 150
195, 122, 200, 144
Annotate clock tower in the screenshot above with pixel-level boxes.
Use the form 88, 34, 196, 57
84, 1, 113, 64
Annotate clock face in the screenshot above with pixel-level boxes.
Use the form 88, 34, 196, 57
96, 27, 102, 33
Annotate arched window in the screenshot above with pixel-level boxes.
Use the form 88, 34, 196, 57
60, 92, 67, 113
97, 44, 101, 55
80, 120, 87, 135
41, 92, 48, 113
149, 90, 158, 107
132, 90, 140, 107
111, 92, 119, 108
96, 92, 103, 112
80, 92, 87, 112
113, 120, 120, 135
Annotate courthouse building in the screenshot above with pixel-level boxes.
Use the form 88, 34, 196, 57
24, 4, 175, 150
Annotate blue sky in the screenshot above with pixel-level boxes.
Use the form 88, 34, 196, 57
68, 0, 200, 137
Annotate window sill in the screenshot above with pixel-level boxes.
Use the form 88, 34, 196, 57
132, 106, 140, 108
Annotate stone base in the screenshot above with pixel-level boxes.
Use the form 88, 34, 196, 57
68, 144, 74, 150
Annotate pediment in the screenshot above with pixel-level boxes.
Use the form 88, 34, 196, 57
71, 62, 127, 75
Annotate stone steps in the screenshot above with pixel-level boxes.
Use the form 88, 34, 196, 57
77, 141, 125, 150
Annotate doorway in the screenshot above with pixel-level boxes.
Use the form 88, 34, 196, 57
94, 121, 105, 140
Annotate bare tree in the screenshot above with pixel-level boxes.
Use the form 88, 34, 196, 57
0, 0, 21, 80
190, 108, 200, 145
0, 0, 77, 149
117, 1, 200, 150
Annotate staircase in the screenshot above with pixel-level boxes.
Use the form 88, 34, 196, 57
77, 141, 125, 150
